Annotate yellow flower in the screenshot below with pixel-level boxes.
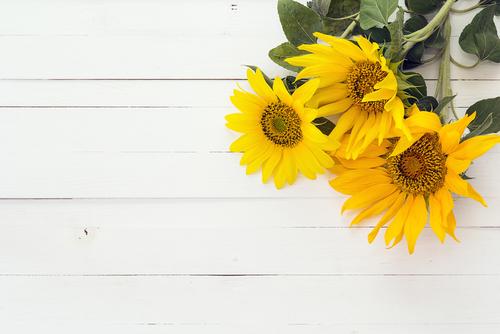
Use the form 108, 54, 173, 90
287, 32, 410, 159
330, 106, 500, 254
226, 69, 338, 189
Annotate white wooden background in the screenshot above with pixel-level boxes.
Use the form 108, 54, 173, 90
1, 0, 500, 333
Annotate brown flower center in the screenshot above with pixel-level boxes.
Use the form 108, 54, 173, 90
346, 61, 388, 114
260, 102, 303, 147
386, 133, 447, 195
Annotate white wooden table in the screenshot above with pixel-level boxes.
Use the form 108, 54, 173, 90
1, 0, 499, 333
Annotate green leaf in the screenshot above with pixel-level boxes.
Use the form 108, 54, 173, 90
403, 42, 425, 69
403, 15, 427, 34
479, 0, 500, 15
327, 0, 360, 17
320, 0, 360, 36
244, 65, 273, 87
313, 117, 335, 135
283, 76, 308, 93
406, 0, 443, 14
321, 17, 352, 36
359, 0, 398, 30
308, 0, 331, 16
433, 95, 456, 116
385, 8, 404, 61
278, 0, 322, 46
268, 42, 307, 72
416, 96, 439, 111
425, 24, 446, 49
402, 72, 427, 104
464, 113, 494, 140
459, 6, 500, 62
353, 25, 391, 43
466, 97, 500, 135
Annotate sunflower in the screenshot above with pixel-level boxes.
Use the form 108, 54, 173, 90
226, 69, 338, 189
286, 32, 410, 159
330, 106, 500, 253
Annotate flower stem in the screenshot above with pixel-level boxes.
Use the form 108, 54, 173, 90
325, 12, 359, 21
436, 16, 458, 122
340, 14, 359, 38
405, 0, 455, 39
450, 56, 480, 69
421, 49, 444, 64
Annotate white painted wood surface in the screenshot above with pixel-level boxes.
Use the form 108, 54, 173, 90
1, 0, 499, 332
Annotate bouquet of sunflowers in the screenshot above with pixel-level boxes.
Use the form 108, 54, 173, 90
225, 0, 500, 253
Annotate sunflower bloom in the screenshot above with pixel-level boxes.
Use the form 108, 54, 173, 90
286, 32, 410, 159
226, 69, 338, 189
330, 107, 500, 253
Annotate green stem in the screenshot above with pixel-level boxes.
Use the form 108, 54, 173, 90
340, 14, 359, 38
405, 0, 455, 39
421, 49, 444, 64
437, 17, 458, 122
324, 12, 359, 21
450, 56, 480, 69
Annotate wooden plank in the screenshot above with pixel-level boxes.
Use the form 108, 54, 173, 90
6, 150, 500, 198
1, 276, 499, 331
0, 0, 483, 37
3, 322, 499, 334
0, 199, 499, 274
1, 106, 492, 153
0, 36, 497, 80
0, 80, 494, 108
1, 198, 496, 228
0, 1, 496, 79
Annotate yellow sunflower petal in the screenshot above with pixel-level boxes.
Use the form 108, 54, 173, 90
329, 105, 360, 140
445, 211, 460, 242
247, 68, 277, 103
272, 77, 292, 105
230, 90, 265, 114
303, 140, 334, 169
330, 169, 391, 195
387, 96, 411, 140
451, 134, 500, 160
429, 193, 446, 243
368, 192, 406, 243
295, 64, 349, 81
230, 133, 264, 152
404, 195, 427, 254
390, 134, 423, 157
297, 44, 353, 68
350, 191, 400, 226
337, 157, 386, 169
404, 110, 442, 133
262, 148, 282, 183
307, 84, 349, 108
341, 183, 397, 213
361, 88, 395, 102
445, 172, 487, 206
439, 113, 476, 154
434, 187, 454, 225
354, 36, 379, 61
446, 156, 471, 175
373, 71, 397, 92
292, 147, 316, 179
317, 98, 354, 117
273, 159, 287, 189
385, 194, 413, 246
292, 78, 320, 103
313, 32, 366, 61
282, 149, 298, 185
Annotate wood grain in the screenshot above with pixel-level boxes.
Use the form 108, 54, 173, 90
1, 0, 500, 332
